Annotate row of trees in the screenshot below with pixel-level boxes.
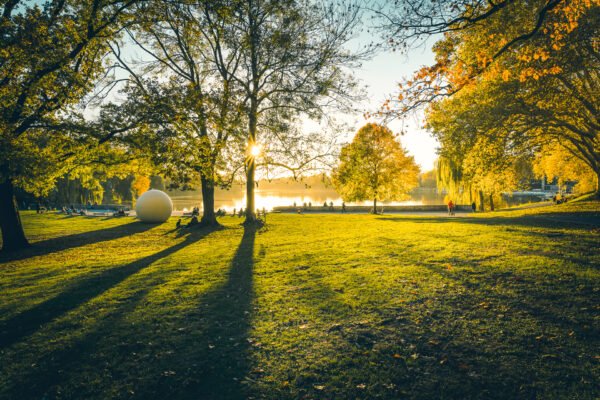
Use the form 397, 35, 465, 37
376, 0, 600, 203
0, 0, 368, 251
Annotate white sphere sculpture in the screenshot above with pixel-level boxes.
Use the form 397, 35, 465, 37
135, 189, 173, 223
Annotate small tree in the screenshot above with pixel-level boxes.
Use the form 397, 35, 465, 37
332, 124, 420, 213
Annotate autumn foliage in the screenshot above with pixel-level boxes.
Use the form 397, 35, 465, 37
332, 124, 420, 212
380, 0, 600, 198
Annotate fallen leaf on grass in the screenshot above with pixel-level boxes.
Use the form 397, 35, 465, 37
314, 385, 324, 390
356, 384, 366, 389
394, 354, 401, 358
458, 364, 469, 371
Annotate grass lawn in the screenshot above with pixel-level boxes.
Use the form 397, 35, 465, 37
1, 202, 599, 399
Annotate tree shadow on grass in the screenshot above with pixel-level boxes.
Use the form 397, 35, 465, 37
0, 225, 257, 400
0, 220, 156, 263
376, 211, 600, 230
297, 265, 600, 399
0, 225, 219, 350
170, 224, 257, 399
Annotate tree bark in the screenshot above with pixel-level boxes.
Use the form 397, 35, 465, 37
478, 190, 484, 211
245, 97, 258, 224
593, 168, 600, 199
199, 175, 218, 226
373, 197, 377, 214
489, 193, 494, 211
0, 179, 30, 252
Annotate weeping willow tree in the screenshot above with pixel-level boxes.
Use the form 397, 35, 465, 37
435, 157, 477, 207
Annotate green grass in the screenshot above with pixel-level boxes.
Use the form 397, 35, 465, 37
1, 202, 599, 399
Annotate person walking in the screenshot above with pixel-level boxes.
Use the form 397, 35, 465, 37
447, 200, 454, 216
471, 201, 476, 213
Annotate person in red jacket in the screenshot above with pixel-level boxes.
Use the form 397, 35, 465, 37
447, 200, 454, 216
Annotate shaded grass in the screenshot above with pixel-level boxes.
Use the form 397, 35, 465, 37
1, 203, 599, 399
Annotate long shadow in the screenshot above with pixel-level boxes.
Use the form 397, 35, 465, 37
0, 220, 155, 263
176, 227, 257, 399
0, 226, 218, 349
376, 211, 600, 229
0, 225, 255, 400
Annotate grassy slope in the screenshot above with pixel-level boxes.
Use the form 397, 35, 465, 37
1, 202, 599, 399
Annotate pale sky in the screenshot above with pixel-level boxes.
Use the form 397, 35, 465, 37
351, 39, 439, 172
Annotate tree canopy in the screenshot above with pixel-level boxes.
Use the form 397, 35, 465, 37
332, 123, 420, 213
377, 0, 600, 198
0, 0, 141, 251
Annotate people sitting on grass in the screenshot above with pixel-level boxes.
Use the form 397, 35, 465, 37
186, 215, 199, 227
176, 218, 182, 228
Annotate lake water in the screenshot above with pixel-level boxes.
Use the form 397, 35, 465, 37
167, 186, 445, 212
167, 185, 551, 212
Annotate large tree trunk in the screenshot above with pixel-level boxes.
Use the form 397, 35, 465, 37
593, 168, 600, 199
373, 197, 377, 214
199, 175, 218, 226
489, 193, 494, 211
0, 179, 30, 252
245, 161, 256, 222
478, 190, 484, 211
244, 98, 258, 224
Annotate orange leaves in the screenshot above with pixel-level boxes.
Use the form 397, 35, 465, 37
502, 70, 511, 82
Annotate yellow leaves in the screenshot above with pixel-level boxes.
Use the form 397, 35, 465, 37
502, 70, 511, 82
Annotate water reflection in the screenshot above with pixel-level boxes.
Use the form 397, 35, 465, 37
166, 187, 445, 212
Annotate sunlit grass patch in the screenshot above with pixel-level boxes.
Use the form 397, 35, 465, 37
1, 203, 599, 399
